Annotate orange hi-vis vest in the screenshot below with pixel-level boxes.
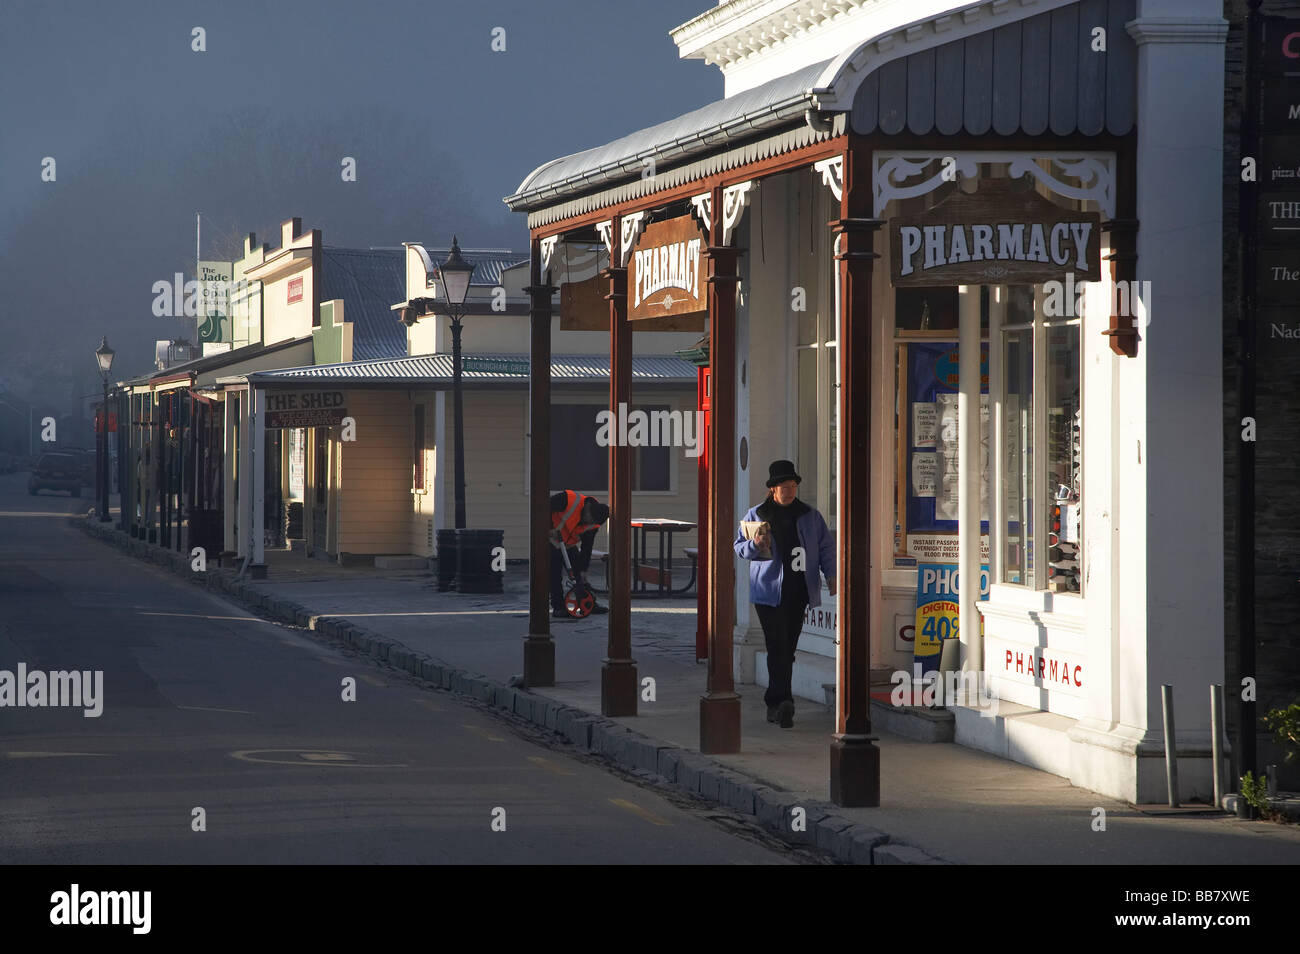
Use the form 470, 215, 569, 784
552, 490, 598, 547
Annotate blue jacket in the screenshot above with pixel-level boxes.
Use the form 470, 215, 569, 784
733, 500, 836, 608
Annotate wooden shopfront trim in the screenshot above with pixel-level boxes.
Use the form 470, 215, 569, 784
529, 135, 847, 242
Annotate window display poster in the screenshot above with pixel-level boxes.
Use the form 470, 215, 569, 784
907, 533, 990, 563
906, 342, 989, 534
913, 562, 991, 675
912, 402, 938, 448
933, 393, 989, 521
911, 453, 937, 497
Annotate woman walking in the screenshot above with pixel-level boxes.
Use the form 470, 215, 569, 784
734, 460, 836, 728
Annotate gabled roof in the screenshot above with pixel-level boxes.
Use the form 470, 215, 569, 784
411, 247, 528, 288
504, 57, 831, 212
320, 248, 407, 361
140, 336, 313, 384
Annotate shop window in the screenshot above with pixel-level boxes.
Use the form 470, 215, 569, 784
893, 285, 989, 566
412, 403, 426, 491
288, 428, 306, 501
548, 403, 671, 493
997, 288, 1081, 592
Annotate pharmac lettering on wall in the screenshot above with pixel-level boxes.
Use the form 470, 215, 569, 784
0, 665, 103, 717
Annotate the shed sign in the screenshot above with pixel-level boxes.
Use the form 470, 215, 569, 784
265, 390, 346, 429
628, 216, 706, 320
891, 180, 1101, 286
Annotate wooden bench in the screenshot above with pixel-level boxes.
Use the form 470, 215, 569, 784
586, 547, 698, 595
679, 548, 698, 594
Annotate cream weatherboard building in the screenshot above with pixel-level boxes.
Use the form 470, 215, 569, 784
506, 0, 1230, 805
222, 239, 704, 569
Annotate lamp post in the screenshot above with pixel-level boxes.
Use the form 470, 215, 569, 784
94, 337, 115, 523
437, 237, 475, 530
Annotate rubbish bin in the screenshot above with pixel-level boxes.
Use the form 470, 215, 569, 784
436, 528, 459, 591
453, 528, 504, 594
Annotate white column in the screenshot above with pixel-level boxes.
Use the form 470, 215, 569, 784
237, 391, 252, 559
1069, 256, 1122, 768
986, 287, 1006, 588
251, 387, 266, 568
1121, 0, 1227, 800
957, 284, 981, 672
434, 390, 447, 533
223, 394, 237, 555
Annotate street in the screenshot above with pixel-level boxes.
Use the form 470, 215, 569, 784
0, 473, 814, 864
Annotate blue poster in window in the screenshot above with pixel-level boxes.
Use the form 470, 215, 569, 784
913, 562, 990, 675
905, 342, 989, 535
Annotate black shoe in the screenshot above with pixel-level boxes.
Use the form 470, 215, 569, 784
552, 607, 569, 619
767, 706, 779, 723
589, 602, 608, 614
776, 700, 794, 728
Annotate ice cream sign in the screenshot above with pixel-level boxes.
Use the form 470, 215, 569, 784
890, 180, 1101, 287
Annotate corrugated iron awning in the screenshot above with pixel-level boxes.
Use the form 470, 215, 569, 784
226, 353, 697, 388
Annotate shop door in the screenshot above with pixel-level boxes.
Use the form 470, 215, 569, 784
186, 395, 224, 559
311, 427, 329, 554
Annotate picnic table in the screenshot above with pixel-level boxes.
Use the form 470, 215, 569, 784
630, 518, 697, 597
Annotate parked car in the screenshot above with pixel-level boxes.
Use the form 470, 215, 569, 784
28, 453, 84, 496
71, 449, 96, 487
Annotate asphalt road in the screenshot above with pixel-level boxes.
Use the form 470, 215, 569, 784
0, 472, 815, 864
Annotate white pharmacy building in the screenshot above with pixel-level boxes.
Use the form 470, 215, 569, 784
508, 0, 1231, 803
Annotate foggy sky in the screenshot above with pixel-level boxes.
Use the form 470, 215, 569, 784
0, 0, 716, 410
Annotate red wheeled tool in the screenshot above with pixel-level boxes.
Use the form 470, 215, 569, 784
558, 541, 595, 618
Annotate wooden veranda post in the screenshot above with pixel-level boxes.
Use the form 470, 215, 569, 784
524, 235, 556, 687
603, 216, 638, 716
829, 138, 881, 806
700, 183, 742, 754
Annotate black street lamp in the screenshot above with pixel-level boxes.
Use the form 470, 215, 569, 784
437, 237, 475, 530
94, 337, 115, 523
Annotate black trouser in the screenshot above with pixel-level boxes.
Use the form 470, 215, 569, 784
755, 596, 808, 708
549, 545, 581, 611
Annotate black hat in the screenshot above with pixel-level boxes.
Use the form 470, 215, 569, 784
765, 459, 802, 488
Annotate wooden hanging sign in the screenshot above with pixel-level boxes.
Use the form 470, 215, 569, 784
890, 180, 1102, 287
628, 216, 706, 320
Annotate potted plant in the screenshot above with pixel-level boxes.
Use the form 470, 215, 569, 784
1239, 771, 1268, 820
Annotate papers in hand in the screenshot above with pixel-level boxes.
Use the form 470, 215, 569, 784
741, 520, 772, 559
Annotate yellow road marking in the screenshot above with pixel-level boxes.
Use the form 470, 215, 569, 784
461, 723, 506, 743
609, 798, 671, 826
177, 705, 255, 715
229, 749, 407, 768
358, 674, 387, 687
5, 751, 115, 759
138, 612, 272, 624
527, 756, 575, 776
411, 698, 446, 713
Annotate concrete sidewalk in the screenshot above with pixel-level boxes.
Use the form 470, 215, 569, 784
78, 520, 1300, 865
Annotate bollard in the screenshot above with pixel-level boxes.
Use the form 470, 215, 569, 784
1210, 684, 1226, 809
1161, 684, 1179, 808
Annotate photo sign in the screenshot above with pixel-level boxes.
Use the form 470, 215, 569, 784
628, 215, 706, 320
890, 180, 1101, 287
